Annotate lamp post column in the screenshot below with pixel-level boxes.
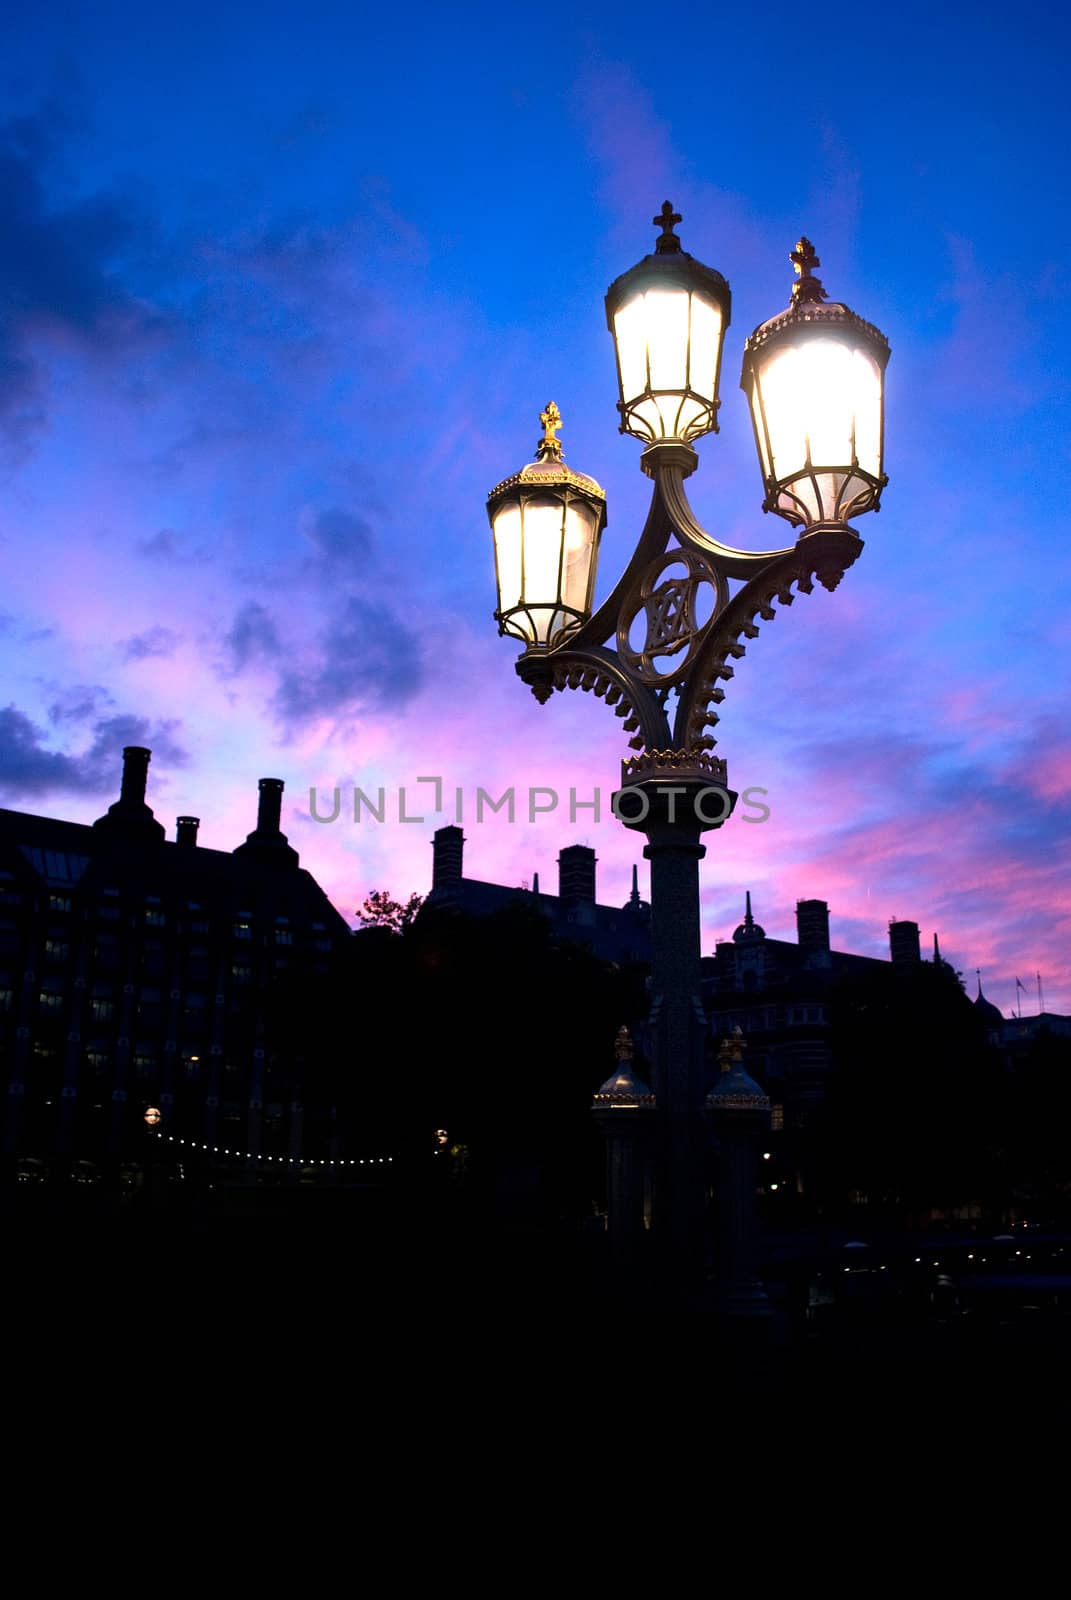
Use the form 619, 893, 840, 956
615, 769, 736, 1285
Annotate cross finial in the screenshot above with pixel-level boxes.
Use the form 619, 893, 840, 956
653, 201, 682, 254
536, 400, 563, 461
790, 236, 828, 304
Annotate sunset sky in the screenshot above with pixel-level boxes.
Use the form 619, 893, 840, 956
2, 0, 1069, 1014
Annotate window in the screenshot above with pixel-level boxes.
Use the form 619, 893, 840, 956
231, 965, 253, 986
0, 988, 13, 1014
49, 894, 71, 914
771, 1104, 784, 1131
274, 928, 293, 946
38, 990, 65, 1015
233, 920, 252, 941
144, 908, 166, 928
45, 938, 69, 963
97, 904, 121, 922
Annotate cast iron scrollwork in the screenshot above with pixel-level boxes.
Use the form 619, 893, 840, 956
517, 461, 862, 755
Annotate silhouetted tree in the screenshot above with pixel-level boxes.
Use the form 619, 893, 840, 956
356, 890, 423, 933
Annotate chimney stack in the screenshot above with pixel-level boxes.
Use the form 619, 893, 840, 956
176, 817, 200, 848
233, 777, 298, 867
257, 777, 284, 834
559, 845, 597, 905
93, 745, 165, 841
796, 899, 830, 953
432, 826, 464, 890
889, 919, 921, 968
120, 746, 151, 806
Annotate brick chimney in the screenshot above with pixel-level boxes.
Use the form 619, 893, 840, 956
233, 777, 298, 867
558, 845, 596, 905
93, 746, 166, 842
176, 816, 200, 848
889, 919, 921, 967
432, 826, 464, 890
796, 899, 830, 953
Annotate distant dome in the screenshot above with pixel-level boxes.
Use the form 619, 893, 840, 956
733, 891, 765, 944
974, 977, 1004, 1031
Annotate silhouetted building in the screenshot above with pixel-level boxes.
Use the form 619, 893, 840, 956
0, 747, 350, 1172
703, 895, 954, 1131
423, 826, 651, 965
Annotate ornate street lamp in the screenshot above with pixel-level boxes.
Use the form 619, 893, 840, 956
487, 207, 889, 1287
741, 238, 890, 529
605, 201, 732, 452
488, 402, 606, 649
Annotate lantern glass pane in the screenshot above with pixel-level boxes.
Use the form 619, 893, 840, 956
802, 339, 855, 466
529, 607, 556, 645
644, 288, 691, 392
521, 496, 566, 611
745, 371, 772, 480
852, 347, 882, 476
562, 500, 598, 614
688, 295, 722, 402
493, 502, 523, 614
614, 296, 648, 403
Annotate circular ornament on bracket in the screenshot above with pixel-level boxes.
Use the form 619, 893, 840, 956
618, 546, 727, 685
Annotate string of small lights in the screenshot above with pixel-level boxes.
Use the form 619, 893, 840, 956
151, 1132, 394, 1168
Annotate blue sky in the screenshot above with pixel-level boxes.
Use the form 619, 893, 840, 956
2, 0, 1070, 1012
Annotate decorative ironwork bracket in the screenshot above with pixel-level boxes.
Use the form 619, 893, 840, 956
516, 457, 863, 758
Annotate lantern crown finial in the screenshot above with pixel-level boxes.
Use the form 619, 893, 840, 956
614, 1025, 634, 1062
790, 237, 828, 305
653, 201, 683, 254
537, 400, 563, 462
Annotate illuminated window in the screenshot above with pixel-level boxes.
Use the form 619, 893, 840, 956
771, 1103, 784, 1131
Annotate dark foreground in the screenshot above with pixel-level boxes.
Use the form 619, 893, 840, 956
7, 1178, 1071, 1401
